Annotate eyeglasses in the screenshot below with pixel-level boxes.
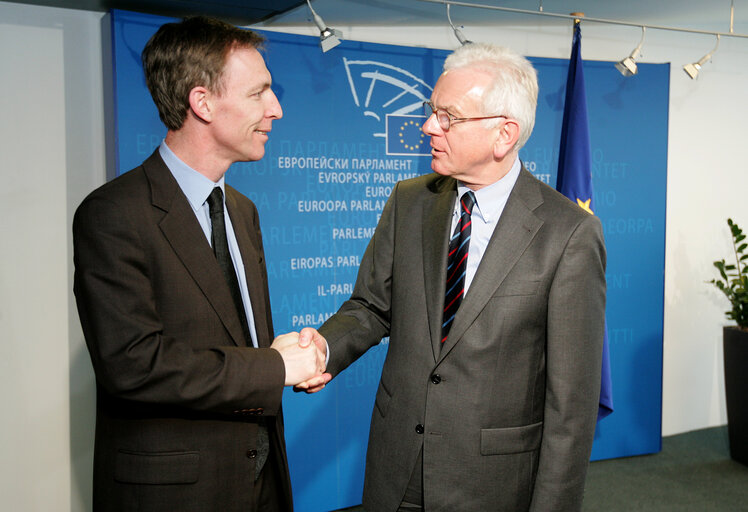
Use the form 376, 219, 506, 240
422, 100, 507, 131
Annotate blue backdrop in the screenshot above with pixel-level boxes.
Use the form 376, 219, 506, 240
109, 10, 668, 511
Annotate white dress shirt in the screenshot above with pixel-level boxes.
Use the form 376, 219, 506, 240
451, 156, 522, 294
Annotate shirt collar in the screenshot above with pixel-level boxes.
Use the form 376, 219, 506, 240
456, 156, 522, 222
159, 141, 224, 212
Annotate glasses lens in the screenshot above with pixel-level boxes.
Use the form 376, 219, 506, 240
423, 101, 433, 118
437, 111, 450, 131
423, 102, 451, 131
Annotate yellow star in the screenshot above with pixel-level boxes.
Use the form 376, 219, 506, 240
577, 197, 593, 215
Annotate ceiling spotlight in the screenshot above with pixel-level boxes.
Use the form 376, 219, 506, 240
683, 34, 720, 79
615, 26, 645, 77
306, 0, 342, 53
447, 3, 472, 46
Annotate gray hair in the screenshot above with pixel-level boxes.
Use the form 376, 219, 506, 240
443, 43, 538, 150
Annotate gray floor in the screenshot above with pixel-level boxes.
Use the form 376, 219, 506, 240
334, 426, 748, 511
582, 426, 748, 511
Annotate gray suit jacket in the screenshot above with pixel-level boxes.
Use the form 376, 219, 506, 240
73, 151, 292, 511
319, 167, 606, 511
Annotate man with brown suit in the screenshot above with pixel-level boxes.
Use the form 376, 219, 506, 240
73, 16, 327, 511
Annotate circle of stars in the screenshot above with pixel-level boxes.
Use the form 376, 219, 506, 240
398, 119, 425, 151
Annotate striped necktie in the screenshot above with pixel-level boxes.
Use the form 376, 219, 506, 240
442, 190, 476, 344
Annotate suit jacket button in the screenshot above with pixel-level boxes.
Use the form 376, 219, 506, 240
246, 449, 258, 459
430, 374, 441, 384
415, 424, 424, 434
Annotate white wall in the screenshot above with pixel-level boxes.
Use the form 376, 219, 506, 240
0, 2, 104, 511
1, 2, 745, 510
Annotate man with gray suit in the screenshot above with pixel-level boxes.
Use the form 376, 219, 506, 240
297, 43, 606, 511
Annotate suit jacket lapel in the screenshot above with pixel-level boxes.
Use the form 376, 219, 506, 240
422, 177, 458, 362
145, 151, 247, 347
225, 187, 273, 349
438, 168, 545, 360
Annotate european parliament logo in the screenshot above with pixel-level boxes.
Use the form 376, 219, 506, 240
386, 114, 430, 156
341, 57, 433, 155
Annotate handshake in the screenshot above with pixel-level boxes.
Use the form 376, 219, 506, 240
270, 327, 331, 393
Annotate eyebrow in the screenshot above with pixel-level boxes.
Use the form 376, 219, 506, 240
249, 81, 272, 94
435, 103, 465, 116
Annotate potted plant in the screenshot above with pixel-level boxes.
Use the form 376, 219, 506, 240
710, 218, 748, 465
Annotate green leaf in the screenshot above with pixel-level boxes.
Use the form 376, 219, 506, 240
711, 219, 748, 329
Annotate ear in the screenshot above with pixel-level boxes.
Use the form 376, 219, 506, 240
492, 118, 521, 160
188, 86, 212, 123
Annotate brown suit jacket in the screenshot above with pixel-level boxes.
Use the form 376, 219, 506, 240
73, 151, 292, 511
319, 168, 606, 511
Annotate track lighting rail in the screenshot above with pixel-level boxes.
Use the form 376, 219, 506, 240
417, 0, 748, 39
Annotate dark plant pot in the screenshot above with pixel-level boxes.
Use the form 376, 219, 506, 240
724, 326, 748, 465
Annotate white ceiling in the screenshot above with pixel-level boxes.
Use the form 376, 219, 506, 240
266, 0, 748, 35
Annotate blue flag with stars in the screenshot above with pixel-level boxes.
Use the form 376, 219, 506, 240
386, 114, 430, 156
557, 23, 614, 422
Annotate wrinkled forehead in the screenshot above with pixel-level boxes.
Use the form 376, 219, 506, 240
431, 66, 492, 112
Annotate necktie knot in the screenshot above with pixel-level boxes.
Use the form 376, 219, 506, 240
460, 190, 476, 216
207, 187, 224, 217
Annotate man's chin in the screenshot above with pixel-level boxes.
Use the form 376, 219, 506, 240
430, 162, 451, 177
244, 146, 265, 162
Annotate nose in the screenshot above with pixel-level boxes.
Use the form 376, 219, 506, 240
266, 89, 283, 120
422, 112, 441, 136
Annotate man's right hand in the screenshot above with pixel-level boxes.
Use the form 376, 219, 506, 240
293, 327, 331, 393
270, 331, 329, 387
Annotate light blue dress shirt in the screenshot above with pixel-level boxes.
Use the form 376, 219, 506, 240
159, 142, 259, 347
452, 156, 522, 294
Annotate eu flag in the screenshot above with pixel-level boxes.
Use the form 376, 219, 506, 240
386, 114, 430, 156
558, 23, 614, 422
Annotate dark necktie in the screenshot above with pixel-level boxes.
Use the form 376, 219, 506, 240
206, 187, 268, 479
207, 187, 252, 345
442, 190, 476, 344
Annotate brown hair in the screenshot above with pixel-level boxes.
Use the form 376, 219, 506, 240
141, 16, 265, 130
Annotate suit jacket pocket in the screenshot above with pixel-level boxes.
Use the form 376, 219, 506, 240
480, 421, 543, 455
374, 381, 393, 418
114, 450, 200, 484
